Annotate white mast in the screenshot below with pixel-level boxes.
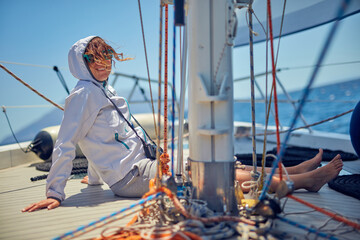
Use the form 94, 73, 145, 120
187, 0, 238, 212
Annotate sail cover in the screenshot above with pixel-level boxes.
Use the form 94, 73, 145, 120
234, 0, 360, 47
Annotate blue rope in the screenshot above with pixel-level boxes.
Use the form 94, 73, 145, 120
53, 192, 162, 240
171, 6, 176, 177
277, 216, 338, 240
248, 4, 259, 177
259, 0, 351, 201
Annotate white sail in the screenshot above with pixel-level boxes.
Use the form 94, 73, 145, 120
234, 0, 360, 47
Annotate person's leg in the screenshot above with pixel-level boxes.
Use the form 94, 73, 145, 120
243, 148, 324, 175
286, 154, 342, 192
110, 158, 157, 198
237, 153, 343, 193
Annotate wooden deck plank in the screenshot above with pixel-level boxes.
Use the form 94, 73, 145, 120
0, 163, 139, 240
1, 159, 360, 240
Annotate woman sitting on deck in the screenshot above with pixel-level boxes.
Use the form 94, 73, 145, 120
22, 36, 343, 212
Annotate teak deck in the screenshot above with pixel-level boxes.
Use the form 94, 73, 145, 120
1, 141, 360, 239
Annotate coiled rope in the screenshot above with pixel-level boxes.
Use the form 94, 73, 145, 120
82, 184, 257, 240
131, 186, 255, 226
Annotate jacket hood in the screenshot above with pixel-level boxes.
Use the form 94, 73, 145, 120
68, 36, 97, 81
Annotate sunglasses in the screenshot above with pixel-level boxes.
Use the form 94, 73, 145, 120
83, 49, 114, 63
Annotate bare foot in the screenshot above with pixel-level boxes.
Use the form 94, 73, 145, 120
304, 154, 343, 192
295, 148, 323, 174
81, 175, 89, 184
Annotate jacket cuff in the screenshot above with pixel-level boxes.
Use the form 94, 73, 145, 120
47, 196, 62, 203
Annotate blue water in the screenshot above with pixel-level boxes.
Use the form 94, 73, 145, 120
1, 79, 359, 146
233, 79, 360, 134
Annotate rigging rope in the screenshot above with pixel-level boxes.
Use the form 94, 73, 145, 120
259, 4, 270, 192
275, 75, 311, 132
176, 24, 188, 180
256, 2, 360, 234
171, 4, 177, 177
137, 0, 159, 147
159, 3, 171, 176
259, 85, 274, 190
163, 3, 169, 155
137, 0, 167, 187
1, 106, 30, 153
54, 192, 162, 240
255, 108, 354, 136
1, 104, 63, 109
266, 0, 282, 180
0, 60, 54, 69
288, 195, 360, 230
156, 2, 164, 185
315, 209, 360, 238
260, 0, 287, 189
280, 60, 360, 71
274, 0, 287, 67
0, 64, 64, 111
259, 0, 351, 201
248, 4, 259, 186
277, 216, 338, 240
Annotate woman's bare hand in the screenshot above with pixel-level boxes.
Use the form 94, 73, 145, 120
22, 198, 60, 212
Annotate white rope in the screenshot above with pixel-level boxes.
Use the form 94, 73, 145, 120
0, 60, 55, 69
2, 104, 64, 109
265, 154, 290, 180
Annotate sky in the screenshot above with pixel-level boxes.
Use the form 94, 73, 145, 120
0, 0, 359, 145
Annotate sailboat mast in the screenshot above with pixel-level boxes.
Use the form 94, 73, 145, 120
187, 0, 237, 212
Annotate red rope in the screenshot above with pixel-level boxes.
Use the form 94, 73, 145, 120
288, 194, 360, 230
265, 11, 351, 233
163, 4, 169, 153
143, 187, 256, 226
266, 0, 282, 180
160, 4, 170, 176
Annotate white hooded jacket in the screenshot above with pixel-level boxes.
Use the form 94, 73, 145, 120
46, 36, 148, 202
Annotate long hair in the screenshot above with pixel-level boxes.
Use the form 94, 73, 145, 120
84, 37, 132, 68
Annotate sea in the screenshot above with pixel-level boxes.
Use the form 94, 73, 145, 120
1, 79, 359, 145
233, 79, 360, 135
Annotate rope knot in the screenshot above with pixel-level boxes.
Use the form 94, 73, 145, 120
160, 153, 170, 163
160, 153, 170, 175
